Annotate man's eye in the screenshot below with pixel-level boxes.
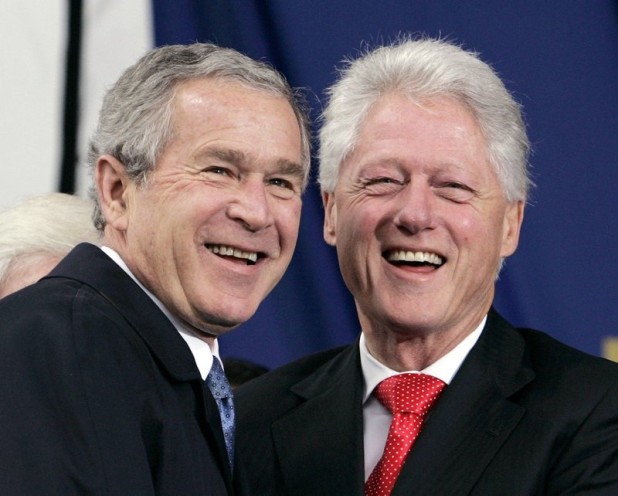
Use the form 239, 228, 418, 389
268, 178, 298, 199
360, 177, 405, 195
358, 176, 406, 196
437, 182, 475, 202
364, 176, 401, 186
269, 178, 294, 190
204, 166, 230, 176
445, 182, 468, 189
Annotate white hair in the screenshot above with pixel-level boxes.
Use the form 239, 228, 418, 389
0, 193, 100, 295
319, 37, 532, 202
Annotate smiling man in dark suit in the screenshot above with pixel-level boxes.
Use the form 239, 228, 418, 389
235, 37, 618, 495
0, 43, 310, 495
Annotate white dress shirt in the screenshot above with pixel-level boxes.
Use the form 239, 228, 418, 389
101, 246, 220, 379
360, 318, 485, 480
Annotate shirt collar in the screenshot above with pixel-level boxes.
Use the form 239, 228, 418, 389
100, 246, 219, 380
360, 316, 486, 403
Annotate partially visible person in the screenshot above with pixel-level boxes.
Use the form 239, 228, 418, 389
235, 37, 618, 495
0, 42, 310, 495
0, 192, 100, 298
222, 357, 269, 389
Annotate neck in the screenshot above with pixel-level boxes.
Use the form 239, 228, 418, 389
361, 315, 486, 372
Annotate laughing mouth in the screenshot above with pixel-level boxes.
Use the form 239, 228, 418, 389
206, 244, 260, 265
384, 250, 445, 268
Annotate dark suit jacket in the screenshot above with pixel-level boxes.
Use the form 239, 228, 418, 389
0, 243, 236, 495
235, 309, 618, 495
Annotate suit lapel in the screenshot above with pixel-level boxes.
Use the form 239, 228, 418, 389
392, 310, 535, 495
271, 344, 366, 495
48, 245, 199, 379
48, 244, 234, 491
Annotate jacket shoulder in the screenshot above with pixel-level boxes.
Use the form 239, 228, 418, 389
235, 345, 352, 414
517, 326, 618, 378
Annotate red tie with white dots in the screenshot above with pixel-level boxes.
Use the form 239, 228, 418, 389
364, 373, 446, 496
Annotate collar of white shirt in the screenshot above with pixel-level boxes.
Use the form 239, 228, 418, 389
360, 317, 485, 402
100, 246, 219, 380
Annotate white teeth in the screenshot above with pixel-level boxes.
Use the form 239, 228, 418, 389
386, 250, 444, 266
207, 245, 258, 263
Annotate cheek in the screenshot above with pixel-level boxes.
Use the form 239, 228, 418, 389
336, 215, 363, 246
452, 208, 493, 242
456, 213, 508, 270
275, 202, 302, 244
127, 206, 157, 246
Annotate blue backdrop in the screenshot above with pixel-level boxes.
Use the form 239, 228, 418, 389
151, 0, 618, 368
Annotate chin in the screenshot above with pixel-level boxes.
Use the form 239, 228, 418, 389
201, 304, 257, 329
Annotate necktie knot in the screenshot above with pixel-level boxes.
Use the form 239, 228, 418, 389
207, 358, 233, 399
374, 373, 446, 415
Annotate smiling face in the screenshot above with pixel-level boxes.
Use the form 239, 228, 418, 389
101, 78, 305, 337
323, 93, 523, 346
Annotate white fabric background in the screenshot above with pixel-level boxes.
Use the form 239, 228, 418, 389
0, 1, 153, 209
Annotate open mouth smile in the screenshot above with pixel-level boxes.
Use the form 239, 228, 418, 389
206, 244, 261, 265
384, 250, 445, 268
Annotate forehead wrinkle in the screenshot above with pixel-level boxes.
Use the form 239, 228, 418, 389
356, 151, 481, 177
356, 157, 405, 171
194, 146, 247, 166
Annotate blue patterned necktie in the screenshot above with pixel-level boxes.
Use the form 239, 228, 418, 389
205, 357, 235, 468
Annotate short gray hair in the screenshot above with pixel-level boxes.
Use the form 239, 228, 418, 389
0, 193, 100, 291
88, 43, 311, 231
319, 37, 532, 202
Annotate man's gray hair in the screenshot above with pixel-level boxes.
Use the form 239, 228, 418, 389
319, 37, 532, 202
88, 43, 311, 231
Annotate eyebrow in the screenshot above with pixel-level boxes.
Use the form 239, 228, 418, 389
195, 147, 246, 166
273, 159, 306, 181
197, 147, 306, 180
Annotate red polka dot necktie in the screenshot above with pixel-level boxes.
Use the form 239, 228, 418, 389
364, 373, 446, 496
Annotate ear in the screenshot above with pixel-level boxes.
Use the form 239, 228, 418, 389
95, 155, 132, 232
322, 191, 337, 246
500, 200, 524, 258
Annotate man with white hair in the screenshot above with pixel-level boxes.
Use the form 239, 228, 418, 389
235, 38, 618, 495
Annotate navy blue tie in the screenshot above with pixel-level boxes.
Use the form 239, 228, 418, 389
206, 358, 235, 468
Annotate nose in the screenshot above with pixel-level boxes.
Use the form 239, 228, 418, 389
393, 181, 435, 234
227, 177, 274, 232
